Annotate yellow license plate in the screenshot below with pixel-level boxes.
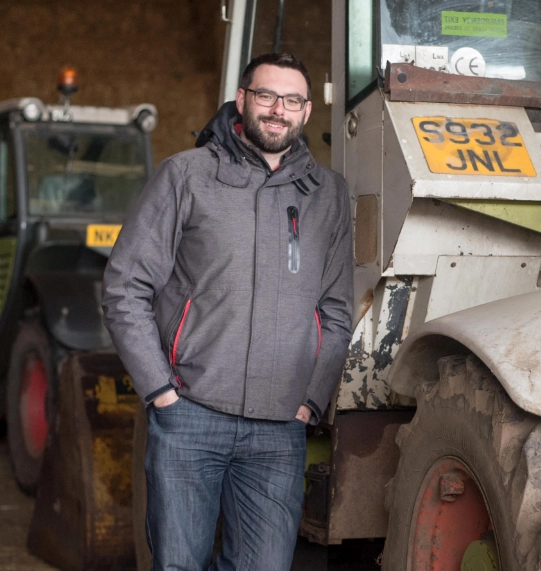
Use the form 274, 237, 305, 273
86, 225, 122, 247
412, 117, 536, 177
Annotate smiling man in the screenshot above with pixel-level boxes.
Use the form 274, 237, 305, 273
237, 61, 311, 167
102, 53, 353, 571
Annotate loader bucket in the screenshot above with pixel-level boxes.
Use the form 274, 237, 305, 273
27, 352, 138, 571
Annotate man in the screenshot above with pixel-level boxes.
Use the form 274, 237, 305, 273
102, 53, 353, 571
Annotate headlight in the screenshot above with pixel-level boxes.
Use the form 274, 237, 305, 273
22, 102, 42, 122
136, 110, 158, 133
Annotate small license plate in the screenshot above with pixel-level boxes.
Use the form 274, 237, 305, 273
412, 117, 536, 177
86, 224, 122, 247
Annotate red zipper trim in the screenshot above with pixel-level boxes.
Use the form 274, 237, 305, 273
315, 309, 322, 357
292, 217, 298, 235
169, 299, 192, 386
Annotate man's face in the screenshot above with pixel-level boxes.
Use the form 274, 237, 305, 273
236, 64, 312, 154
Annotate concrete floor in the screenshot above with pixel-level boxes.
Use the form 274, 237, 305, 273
0, 439, 57, 571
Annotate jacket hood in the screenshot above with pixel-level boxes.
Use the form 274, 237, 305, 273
195, 101, 244, 163
194, 100, 321, 194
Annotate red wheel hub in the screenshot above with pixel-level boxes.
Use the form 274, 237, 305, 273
19, 353, 49, 459
410, 457, 495, 570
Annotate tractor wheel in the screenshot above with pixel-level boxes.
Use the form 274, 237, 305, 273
7, 320, 55, 495
382, 354, 541, 571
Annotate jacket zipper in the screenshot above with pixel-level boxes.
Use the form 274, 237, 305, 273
169, 299, 192, 387
287, 206, 300, 274
314, 308, 322, 357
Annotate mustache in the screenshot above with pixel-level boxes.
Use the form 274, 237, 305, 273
258, 115, 292, 128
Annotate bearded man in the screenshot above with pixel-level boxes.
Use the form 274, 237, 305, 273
102, 53, 353, 571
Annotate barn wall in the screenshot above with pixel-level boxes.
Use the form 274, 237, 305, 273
0, 0, 224, 163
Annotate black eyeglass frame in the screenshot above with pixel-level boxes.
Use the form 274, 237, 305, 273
244, 89, 310, 111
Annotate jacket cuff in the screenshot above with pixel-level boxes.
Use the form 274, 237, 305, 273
305, 399, 323, 425
144, 383, 177, 406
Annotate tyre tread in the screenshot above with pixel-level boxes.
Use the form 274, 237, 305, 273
383, 352, 541, 570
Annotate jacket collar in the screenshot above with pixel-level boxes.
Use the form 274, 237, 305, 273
195, 101, 321, 193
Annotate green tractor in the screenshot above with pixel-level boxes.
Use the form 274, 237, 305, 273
0, 68, 157, 494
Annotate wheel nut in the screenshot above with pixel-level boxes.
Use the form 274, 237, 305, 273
440, 472, 465, 502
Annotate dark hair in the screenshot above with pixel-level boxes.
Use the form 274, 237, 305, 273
240, 53, 312, 100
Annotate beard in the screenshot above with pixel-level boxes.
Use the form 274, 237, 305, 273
241, 109, 304, 154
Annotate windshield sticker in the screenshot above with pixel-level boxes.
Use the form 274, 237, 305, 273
381, 44, 415, 67
382, 45, 448, 72
450, 47, 486, 76
442, 11, 507, 38
415, 46, 448, 72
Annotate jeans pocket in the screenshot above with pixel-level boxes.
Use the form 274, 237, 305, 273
151, 397, 187, 433
153, 396, 184, 413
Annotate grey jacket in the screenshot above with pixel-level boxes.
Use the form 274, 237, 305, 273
102, 101, 353, 422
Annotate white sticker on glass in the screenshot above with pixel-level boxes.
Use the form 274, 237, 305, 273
450, 47, 486, 77
415, 46, 449, 72
381, 44, 416, 69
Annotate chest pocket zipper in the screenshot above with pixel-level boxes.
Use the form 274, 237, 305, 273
169, 299, 192, 387
287, 206, 300, 274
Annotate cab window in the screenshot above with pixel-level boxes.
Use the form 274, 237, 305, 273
347, 0, 377, 110
379, 0, 541, 81
0, 128, 16, 223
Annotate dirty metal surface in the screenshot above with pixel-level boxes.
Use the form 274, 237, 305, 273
338, 277, 412, 411
328, 410, 414, 541
393, 200, 541, 276
28, 352, 138, 570
0, 440, 58, 571
385, 63, 541, 108
425, 255, 540, 321
389, 289, 541, 417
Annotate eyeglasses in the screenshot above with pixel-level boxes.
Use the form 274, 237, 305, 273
245, 89, 309, 111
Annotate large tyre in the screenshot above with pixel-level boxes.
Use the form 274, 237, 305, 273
7, 320, 55, 494
383, 354, 541, 571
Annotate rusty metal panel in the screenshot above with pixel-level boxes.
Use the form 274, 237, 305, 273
326, 410, 414, 542
384, 63, 541, 108
28, 353, 138, 571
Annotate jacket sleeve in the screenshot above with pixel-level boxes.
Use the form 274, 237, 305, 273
304, 177, 353, 422
102, 158, 185, 405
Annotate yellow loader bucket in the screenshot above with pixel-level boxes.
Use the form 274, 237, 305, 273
27, 352, 138, 570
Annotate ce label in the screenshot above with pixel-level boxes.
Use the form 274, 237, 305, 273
450, 47, 486, 77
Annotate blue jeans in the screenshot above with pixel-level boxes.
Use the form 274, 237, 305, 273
145, 397, 307, 571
